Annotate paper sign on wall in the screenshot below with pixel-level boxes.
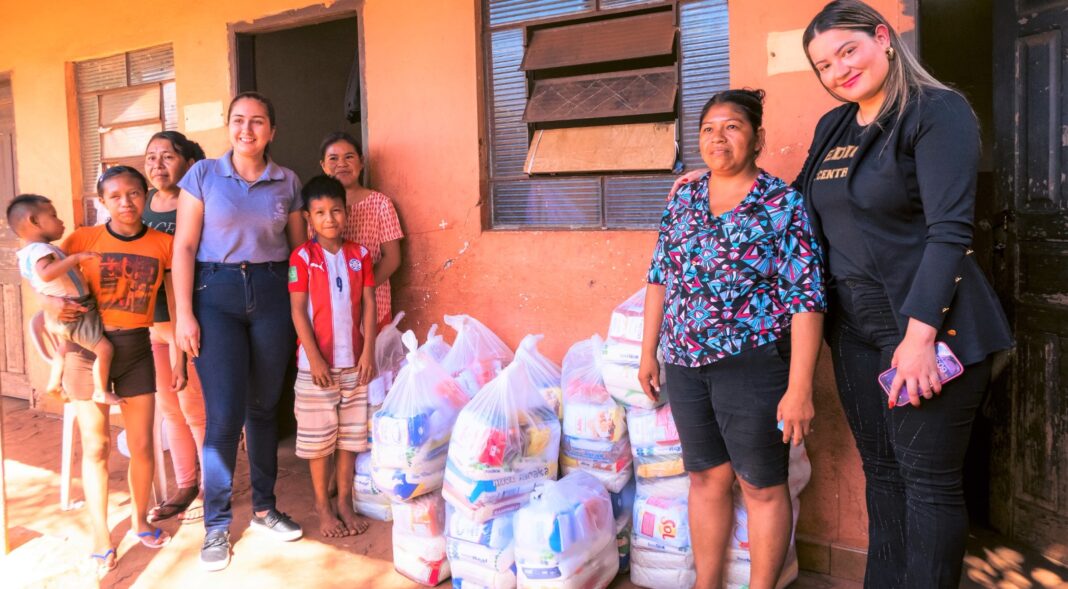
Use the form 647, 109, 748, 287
183, 102, 224, 132
767, 29, 811, 76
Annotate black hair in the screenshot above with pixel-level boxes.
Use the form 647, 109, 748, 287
5, 193, 52, 230
699, 88, 766, 132
318, 131, 363, 161
301, 175, 347, 212
146, 130, 206, 162
97, 166, 149, 197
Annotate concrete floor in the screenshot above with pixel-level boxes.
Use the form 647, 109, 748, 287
0, 398, 1060, 589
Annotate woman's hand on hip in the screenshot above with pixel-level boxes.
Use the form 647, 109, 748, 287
889, 319, 941, 407
777, 387, 814, 446
175, 313, 201, 359
637, 352, 661, 404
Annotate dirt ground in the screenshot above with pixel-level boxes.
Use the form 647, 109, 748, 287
6, 397, 1055, 589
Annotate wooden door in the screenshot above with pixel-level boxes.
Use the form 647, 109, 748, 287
0, 77, 29, 400
991, 0, 1068, 561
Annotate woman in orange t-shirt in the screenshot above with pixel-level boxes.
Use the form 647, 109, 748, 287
57, 166, 179, 574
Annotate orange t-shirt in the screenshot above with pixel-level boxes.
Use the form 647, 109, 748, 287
62, 224, 173, 329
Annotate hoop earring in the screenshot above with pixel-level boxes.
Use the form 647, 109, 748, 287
886, 46, 897, 61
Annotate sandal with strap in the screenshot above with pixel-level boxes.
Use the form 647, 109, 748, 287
148, 495, 196, 523
90, 548, 117, 575
127, 527, 170, 549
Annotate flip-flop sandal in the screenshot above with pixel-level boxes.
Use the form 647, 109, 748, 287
128, 528, 170, 549
90, 548, 117, 574
179, 503, 204, 525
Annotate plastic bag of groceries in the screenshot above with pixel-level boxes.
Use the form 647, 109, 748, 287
513, 471, 619, 589
560, 335, 632, 493
353, 452, 392, 521
371, 331, 469, 501
368, 311, 407, 408
627, 404, 686, 486
441, 314, 514, 398
419, 323, 451, 363
444, 362, 560, 522
726, 443, 811, 589
392, 491, 450, 585
445, 504, 517, 589
513, 334, 563, 419
631, 488, 696, 589
601, 287, 666, 409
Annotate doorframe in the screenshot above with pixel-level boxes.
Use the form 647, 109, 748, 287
226, 0, 369, 183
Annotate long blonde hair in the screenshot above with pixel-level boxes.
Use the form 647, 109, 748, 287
803, 0, 950, 125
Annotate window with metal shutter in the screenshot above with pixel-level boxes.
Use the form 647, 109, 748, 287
483, 0, 728, 229
73, 44, 176, 225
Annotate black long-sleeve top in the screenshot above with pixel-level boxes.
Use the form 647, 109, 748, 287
794, 88, 1012, 364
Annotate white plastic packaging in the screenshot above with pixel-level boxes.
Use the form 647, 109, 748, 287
353, 452, 393, 521
419, 323, 452, 363
444, 362, 560, 523
513, 471, 619, 589
368, 311, 407, 407
627, 405, 685, 484
560, 335, 633, 493
391, 491, 450, 586
441, 314, 515, 398
371, 331, 469, 501
513, 334, 564, 420
631, 544, 697, 589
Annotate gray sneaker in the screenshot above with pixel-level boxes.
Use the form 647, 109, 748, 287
250, 509, 303, 541
200, 529, 231, 571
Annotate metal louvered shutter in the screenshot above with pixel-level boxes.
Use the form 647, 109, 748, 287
128, 44, 175, 84
75, 54, 127, 93
488, 29, 528, 178
486, 0, 593, 27
679, 0, 730, 171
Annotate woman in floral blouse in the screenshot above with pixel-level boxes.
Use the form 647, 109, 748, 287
638, 89, 826, 589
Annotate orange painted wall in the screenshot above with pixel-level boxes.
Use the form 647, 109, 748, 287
0, 0, 913, 554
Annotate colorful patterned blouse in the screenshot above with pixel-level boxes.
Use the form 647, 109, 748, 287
647, 170, 826, 368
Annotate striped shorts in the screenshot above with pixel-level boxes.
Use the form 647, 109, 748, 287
294, 368, 369, 459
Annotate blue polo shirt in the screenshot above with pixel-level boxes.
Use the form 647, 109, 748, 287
178, 150, 302, 263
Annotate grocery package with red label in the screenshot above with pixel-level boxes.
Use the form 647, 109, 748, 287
391, 491, 450, 585
441, 314, 514, 398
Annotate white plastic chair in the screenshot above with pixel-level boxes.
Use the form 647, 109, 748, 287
28, 311, 168, 510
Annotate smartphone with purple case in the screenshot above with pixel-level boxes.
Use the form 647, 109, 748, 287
878, 341, 964, 407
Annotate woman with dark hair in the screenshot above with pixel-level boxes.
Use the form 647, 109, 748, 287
142, 130, 208, 524
672, 2, 1013, 586
173, 92, 306, 571
639, 89, 826, 589
319, 132, 403, 326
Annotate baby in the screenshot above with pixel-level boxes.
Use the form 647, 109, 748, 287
7, 194, 118, 404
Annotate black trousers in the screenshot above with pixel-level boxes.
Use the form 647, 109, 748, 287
828, 279, 991, 589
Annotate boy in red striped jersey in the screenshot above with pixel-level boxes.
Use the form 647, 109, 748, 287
288, 175, 378, 538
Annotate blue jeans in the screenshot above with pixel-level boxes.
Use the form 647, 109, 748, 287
828, 279, 991, 589
193, 261, 295, 532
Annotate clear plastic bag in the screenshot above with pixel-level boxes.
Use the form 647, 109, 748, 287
445, 506, 516, 588
602, 287, 667, 409
371, 331, 469, 501
513, 334, 564, 419
368, 311, 407, 407
419, 323, 451, 363
353, 452, 392, 521
443, 362, 560, 523
561, 335, 632, 493
441, 314, 515, 398
513, 471, 619, 589
627, 405, 685, 484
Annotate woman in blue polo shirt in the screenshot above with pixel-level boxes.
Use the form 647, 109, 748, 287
638, 89, 826, 589
172, 92, 306, 571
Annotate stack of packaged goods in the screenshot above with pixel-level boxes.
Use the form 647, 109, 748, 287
513, 471, 619, 589
443, 362, 561, 588
393, 491, 450, 585
368, 311, 407, 419
353, 452, 392, 521
512, 334, 563, 420
628, 402, 695, 589
725, 443, 812, 589
442, 314, 515, 398
600, 288, 664, 409
372, 331, 470, 585
560, 335, 632, 494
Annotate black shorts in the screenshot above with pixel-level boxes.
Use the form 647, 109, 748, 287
664, 339, 792, 488
62, 328, 155, 399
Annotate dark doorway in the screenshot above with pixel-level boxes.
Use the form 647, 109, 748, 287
235, 16, 362, 182
918, 0, 998, 528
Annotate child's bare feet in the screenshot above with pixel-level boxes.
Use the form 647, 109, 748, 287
315, 502, 348, 538
92, 389, 122, 405
337, 500, 369, 535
